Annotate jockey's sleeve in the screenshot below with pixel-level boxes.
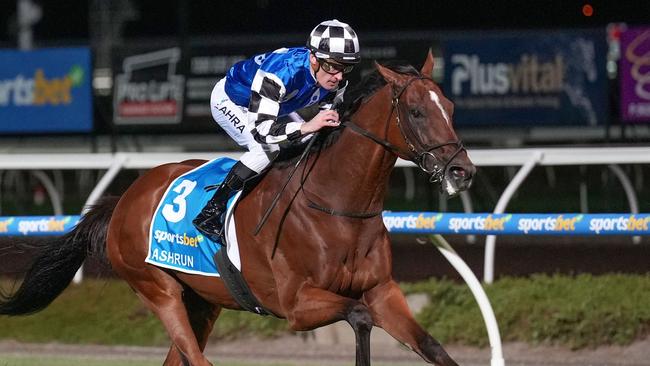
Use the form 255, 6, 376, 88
286, 112, 317, 144
248, 70, 303, 145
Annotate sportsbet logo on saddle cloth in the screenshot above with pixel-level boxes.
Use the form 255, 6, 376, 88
146, 158, 242, 276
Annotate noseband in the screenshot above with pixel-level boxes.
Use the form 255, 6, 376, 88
342, 75, 466, 183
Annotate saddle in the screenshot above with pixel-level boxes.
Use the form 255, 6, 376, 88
146, 158, 272, 315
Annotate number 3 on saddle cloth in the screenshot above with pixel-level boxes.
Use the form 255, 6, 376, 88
145, 157, 243, 277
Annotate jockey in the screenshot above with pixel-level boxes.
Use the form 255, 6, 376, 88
194, 19, 361, 242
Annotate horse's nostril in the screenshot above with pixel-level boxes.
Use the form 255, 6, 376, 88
449, 166, 475, 184
450, 166, 466, 178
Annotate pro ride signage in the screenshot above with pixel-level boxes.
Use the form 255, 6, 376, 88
113, 48, 185, 125
0, 48, 92, 134
442, 30, 608, 127
112, 45, 259, 132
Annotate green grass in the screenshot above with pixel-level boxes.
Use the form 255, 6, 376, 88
1, 274, 649, 350
0, 280, 168, 346
0, 279, 287, 346
403, 273, 650, 348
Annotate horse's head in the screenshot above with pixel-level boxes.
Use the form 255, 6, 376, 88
375, 51, 475, 195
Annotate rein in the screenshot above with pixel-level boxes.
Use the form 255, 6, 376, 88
255, 74, 469, 230
253, 131, 321, 235
302, 75, 469, 219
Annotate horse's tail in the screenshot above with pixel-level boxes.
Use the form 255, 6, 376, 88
0, 196, 119, 316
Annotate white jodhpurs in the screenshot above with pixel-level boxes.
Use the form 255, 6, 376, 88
210, 78, 279, 173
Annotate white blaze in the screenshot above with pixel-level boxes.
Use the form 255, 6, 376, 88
429, 90, 451, 127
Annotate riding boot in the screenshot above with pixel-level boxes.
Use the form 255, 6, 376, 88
193, 161, 257, 243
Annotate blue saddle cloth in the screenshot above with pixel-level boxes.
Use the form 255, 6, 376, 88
145, 157, 237, 276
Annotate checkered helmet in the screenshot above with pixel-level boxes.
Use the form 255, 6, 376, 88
307, 19, 360, 64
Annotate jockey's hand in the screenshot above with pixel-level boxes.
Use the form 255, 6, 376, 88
300, 110, 340, 135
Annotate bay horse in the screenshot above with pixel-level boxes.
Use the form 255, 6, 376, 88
0, 51, 475, 366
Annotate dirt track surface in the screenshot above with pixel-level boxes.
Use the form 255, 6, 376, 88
1, 335, 648, 366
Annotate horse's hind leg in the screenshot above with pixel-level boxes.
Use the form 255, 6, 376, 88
363, 280, 458, 366
123, 267, 215, 366
163, 285, 222, 365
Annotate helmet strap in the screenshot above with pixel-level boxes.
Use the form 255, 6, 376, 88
310, 52, 322, 76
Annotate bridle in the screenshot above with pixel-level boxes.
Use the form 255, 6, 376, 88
257, 74, 469, 230
342, 75, 466, 183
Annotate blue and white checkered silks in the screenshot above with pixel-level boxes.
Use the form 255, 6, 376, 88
308, 19, 360, 63
248, 70, 303, 145
224, 48, 330, 145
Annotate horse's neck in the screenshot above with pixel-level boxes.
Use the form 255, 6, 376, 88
306, 90, 397, 212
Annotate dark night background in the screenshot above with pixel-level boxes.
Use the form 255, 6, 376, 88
1, 1, 649, 45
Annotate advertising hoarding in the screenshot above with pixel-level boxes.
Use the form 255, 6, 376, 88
442, 30, 608, 127
0, 48, 93, 134
620, 27, 650, 123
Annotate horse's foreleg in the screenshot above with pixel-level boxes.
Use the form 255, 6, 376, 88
363, 280, 458, 366
348, 302, 373, 366
283, 286, 373, 366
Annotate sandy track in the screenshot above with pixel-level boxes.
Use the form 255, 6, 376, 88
1, 335, 648, 366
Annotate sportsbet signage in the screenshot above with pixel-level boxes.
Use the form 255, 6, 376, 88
0, 48, 92, 133
0, 216, 79, 236
0, 213, 647, 237
382, 212, 650, 236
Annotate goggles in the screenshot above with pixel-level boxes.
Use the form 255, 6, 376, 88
319, 59, 355, 75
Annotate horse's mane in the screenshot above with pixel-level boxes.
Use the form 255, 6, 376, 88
274, 61, 420, 168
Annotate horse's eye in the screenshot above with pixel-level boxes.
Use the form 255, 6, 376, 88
409, 109, 423, 118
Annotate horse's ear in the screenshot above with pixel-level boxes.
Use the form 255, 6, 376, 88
375, 61, 403, 85
420, 49, 435, 78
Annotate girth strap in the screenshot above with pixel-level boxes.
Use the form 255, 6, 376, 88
214, 249, 276, 317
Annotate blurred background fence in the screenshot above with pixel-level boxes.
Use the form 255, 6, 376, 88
0, 1, 649, 284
